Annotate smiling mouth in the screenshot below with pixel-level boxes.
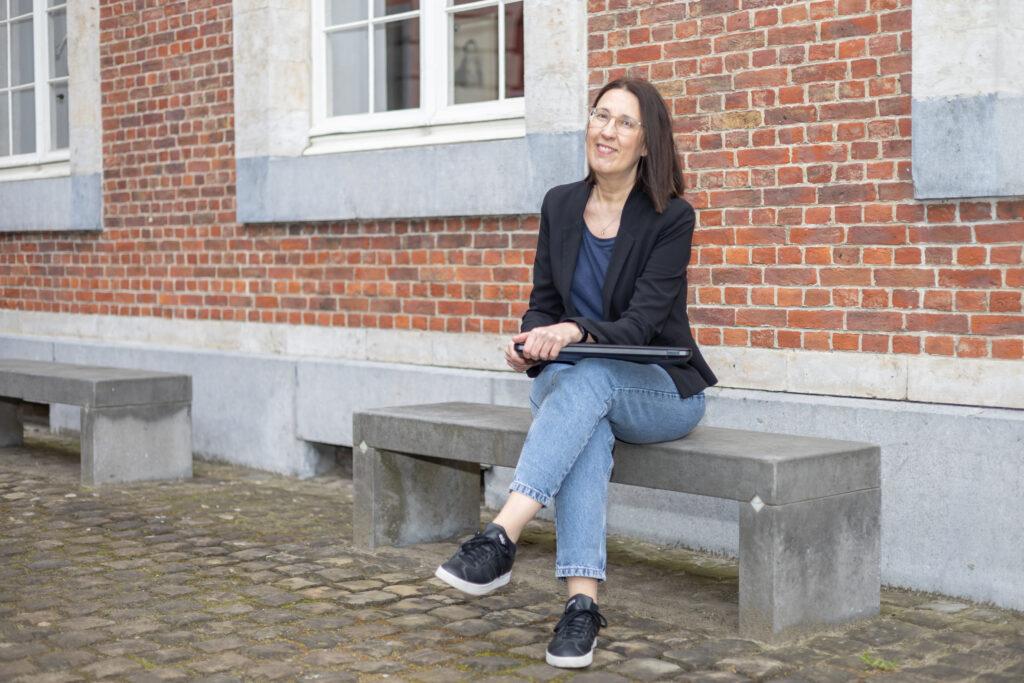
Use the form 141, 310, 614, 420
596, 143, 617, 154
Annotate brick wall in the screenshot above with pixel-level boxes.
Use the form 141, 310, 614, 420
589, 0, 1023, 360
1, 0, 1022, 361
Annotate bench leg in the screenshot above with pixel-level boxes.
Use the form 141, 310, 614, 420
739, 488, 880, 642
352, 440, 480, 550
80, 402, 192, 486
0, 399, 23, 447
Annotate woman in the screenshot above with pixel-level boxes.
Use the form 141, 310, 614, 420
435, 78, 718, 668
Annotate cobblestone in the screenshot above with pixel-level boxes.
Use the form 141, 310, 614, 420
2, 428, 1023, 681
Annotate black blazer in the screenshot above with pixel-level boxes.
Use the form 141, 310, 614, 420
521, 180, 718, 398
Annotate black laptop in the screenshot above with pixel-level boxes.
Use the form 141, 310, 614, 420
514, 343, 691, 365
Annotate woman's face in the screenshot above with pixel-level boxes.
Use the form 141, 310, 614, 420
586, 88, 647, 181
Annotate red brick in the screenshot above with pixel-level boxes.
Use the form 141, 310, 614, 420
792, 62, 848, 84
692, 306, 737, 325
924, 336, 955, 356
938, 269, 1002, 288
972, 315, 1024, 336
847, 311, 902, 332
995, 201, 1024, 220
868, 268, 933, 286
617, 44, 662, 63
955, 291, 988, 312
991, 247, 1022, 265
764, 106, 818, 125
711, 267, 763, 285
908, 225, 973, 244
991, 292, 1022, 312
737, 148, 790, 166
905, 313, 969, 334
833, 332, 860, 351
689, 151, 735, 169
892, 289, 919, 309
892, 335, 919, 354
709, 190, 762, 207
821, 15, 878, 40
766, 24, 816, 45
714, 31, 766, 52
992, 339, 1024, 359
976, 223, 1024, 244
820, 268, 871, 286
792, 144, 847, 163
764, 267, 817, 285
789, 310, 845, 329
734, 68, 790, 90
820, 101, 877, 120
790, 227, 844, 244
847, 225, 905, 245
956, 247, 987, 266
763, 187, 817, 205
736, 309, 787, 327
666, 38, 713, 58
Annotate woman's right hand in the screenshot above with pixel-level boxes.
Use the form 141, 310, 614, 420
505, 332, 538, 372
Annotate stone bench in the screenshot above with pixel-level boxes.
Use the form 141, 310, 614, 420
0, 359, 193, 486
352, 401, 881, 642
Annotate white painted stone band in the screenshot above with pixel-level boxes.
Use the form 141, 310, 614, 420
0, 310, 1020, 411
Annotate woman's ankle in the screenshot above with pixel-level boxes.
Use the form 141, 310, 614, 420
492, 492, 543, 543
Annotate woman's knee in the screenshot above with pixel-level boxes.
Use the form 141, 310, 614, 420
551, 359, 617, 395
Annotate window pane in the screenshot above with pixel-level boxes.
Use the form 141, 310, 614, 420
12, 1, 33, 17
51, 81, 67, 149
505, 1, 524, 99
48, 0, 67, 7
373, 18, 419, 112
12, 18, 34, 86
451, 6, 498, 105
49, 6, 67, 78
0, 3, 5, 20
12, 88, 34, 154
0, 95, 9, 156
1, 30, 7, 88
373, 0, 418, 15
328, 28, 368, 116
327, 0, 366, 26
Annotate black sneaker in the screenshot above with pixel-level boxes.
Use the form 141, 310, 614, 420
545, 594, 607, 668
434, 522, 516, 596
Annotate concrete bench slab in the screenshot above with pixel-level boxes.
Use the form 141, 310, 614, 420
353, 401, 881, 642
0, 359, 192, 486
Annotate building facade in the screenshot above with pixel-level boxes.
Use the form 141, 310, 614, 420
0, 0, 1021, 609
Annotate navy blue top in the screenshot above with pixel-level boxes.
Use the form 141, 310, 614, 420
570, 229, 616, 320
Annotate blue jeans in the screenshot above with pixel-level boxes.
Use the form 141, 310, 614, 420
509, 359, 706, 581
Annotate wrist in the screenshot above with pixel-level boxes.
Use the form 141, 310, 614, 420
568, 321, 588, 343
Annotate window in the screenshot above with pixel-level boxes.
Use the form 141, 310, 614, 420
311, 0, 525, 138
0, 0, 68, 166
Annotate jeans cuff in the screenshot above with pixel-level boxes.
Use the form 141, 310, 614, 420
509, 480, 551, 507
555, 565, 606, 582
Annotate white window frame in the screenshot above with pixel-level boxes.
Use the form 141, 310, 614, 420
0, 0, 70, 170
309, 0, 525, 144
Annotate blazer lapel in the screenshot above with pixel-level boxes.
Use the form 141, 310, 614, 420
554, 182, 591, 305
600, 187, 642, 317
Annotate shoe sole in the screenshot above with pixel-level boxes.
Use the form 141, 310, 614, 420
434, 565, 511, 596
545, 642, 595, 668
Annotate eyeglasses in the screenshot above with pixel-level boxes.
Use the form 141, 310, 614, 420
588, 108, 642, 135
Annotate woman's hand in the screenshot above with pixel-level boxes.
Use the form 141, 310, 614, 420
506, 322, 585, 372
504, 337, 538, 372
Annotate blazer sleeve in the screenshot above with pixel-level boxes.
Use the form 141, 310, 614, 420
520, 191, 564, 332
568, 202, 695, 345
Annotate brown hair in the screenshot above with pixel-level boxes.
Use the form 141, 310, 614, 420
584, 78, 684, 213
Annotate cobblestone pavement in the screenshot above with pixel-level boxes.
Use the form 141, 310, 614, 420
2, 428, 1022, 682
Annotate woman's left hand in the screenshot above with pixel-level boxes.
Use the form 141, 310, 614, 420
515, 322, 584, 362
